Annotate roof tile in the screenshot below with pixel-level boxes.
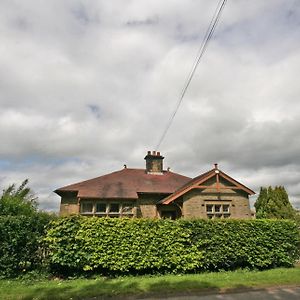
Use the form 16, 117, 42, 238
55, 168, 191, 199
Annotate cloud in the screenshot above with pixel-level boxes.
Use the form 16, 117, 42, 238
0, 0, 300, 211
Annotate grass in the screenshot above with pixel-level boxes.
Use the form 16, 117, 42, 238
1, 267, 300, 300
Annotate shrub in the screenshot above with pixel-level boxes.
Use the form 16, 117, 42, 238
0, 213, 53, 278
45, 217, 203, 275
45, 217, 300, 276
182, 219, 300, 270
0, 179, 38, 217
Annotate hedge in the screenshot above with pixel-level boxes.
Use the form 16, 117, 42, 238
0, 214, 52, 277
45, 217, 300, 276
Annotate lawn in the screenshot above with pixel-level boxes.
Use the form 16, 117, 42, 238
1, 267, 300, 300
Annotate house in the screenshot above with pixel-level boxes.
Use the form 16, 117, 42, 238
55, 151, 255, 219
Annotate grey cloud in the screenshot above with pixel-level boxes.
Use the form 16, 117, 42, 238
126, 16, 159, 27
0, 0, 300, 210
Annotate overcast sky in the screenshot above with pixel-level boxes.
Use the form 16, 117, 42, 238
1, 0, 300, 211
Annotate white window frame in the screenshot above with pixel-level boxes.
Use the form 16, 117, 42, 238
205, 203, 231, 219
92, 201, 134, 217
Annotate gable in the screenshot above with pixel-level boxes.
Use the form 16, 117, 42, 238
160, 167, 255, 205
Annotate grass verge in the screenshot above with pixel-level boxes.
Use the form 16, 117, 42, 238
1, 267, 300, 300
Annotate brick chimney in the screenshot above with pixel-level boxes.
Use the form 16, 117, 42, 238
144, 151, 164, 174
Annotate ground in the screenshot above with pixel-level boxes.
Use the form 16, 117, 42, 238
1, 267, 300, 300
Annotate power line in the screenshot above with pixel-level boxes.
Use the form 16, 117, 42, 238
155, 0, 228, 150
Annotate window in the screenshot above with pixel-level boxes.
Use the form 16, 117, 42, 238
205, 204, 230, 219
223, 205, 230, 213
206, 205, 213, 213
81, 202, 93, 214
96, 203, 106, 213
92, 202, 134, 217
215, 205, 221, 213
109, 203, 120, 213
122, 203, 134, 215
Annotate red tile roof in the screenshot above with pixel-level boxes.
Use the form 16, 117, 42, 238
55, 168, 191, 199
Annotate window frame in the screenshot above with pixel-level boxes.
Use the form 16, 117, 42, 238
80, 202, 94, 214
87, 201, 135, 218
205, 203, 231, 219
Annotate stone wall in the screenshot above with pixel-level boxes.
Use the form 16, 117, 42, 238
60, 196, 79, 216
182, 188, 251, 219
137, 194, 165, 218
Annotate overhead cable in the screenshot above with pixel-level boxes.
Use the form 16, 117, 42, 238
155, 0, 228, 150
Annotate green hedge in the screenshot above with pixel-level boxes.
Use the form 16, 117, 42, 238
45, 217, 300, 276
0, 214, 52, 277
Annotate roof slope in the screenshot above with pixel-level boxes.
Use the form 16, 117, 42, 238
55, 168, 191, 199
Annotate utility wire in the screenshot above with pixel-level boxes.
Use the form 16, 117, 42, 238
155, 0, 228, 150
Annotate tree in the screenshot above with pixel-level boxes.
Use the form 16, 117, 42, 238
0, 179, 38, 216
254, 186, 296, 219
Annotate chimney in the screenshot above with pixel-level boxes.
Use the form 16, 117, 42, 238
144, 150, 164, 174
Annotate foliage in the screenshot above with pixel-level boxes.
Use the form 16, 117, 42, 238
255, 186, 296, 219
0, 180, 56, 278
0, 214, 53, 278
1, 267, 300, 300
184, 219, 299, 270
45, 217, 203, 275
0, 179, 38, 216
45, 217, 300, 276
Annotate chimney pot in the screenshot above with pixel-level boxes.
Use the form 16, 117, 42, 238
147, 151, 151, 155
214, 163, 218, 169
157, 151, 160, 156
152, 150, 156, 155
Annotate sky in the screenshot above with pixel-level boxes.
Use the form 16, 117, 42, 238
0, 0, 300, 211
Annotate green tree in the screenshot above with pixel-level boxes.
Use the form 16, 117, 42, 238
255, 186, 296, 219
0, 179, 38, 216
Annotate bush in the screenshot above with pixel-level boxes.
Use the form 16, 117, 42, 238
45, 217, 203, 276
45, 217, 300, 276
183, 219, 300, 270
0, 213, 54, 278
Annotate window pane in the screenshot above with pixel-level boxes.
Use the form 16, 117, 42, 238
82, 203, 93, 213
96, 203, 107, 213
215, 205, 221, 213
223, 205, 230, 213
122, 203, 133, 214
109, 203, 120, 213
224, 214, 230, 218
206, 205, 213, 213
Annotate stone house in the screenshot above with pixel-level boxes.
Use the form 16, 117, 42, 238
55, 151, 255, 219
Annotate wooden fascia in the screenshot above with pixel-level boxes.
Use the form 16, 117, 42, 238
162, 171, 216, 204
219, 172, 255, 195
162, 169, 255, 205
216, 173, 220, 192
193, 186, 247, 190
